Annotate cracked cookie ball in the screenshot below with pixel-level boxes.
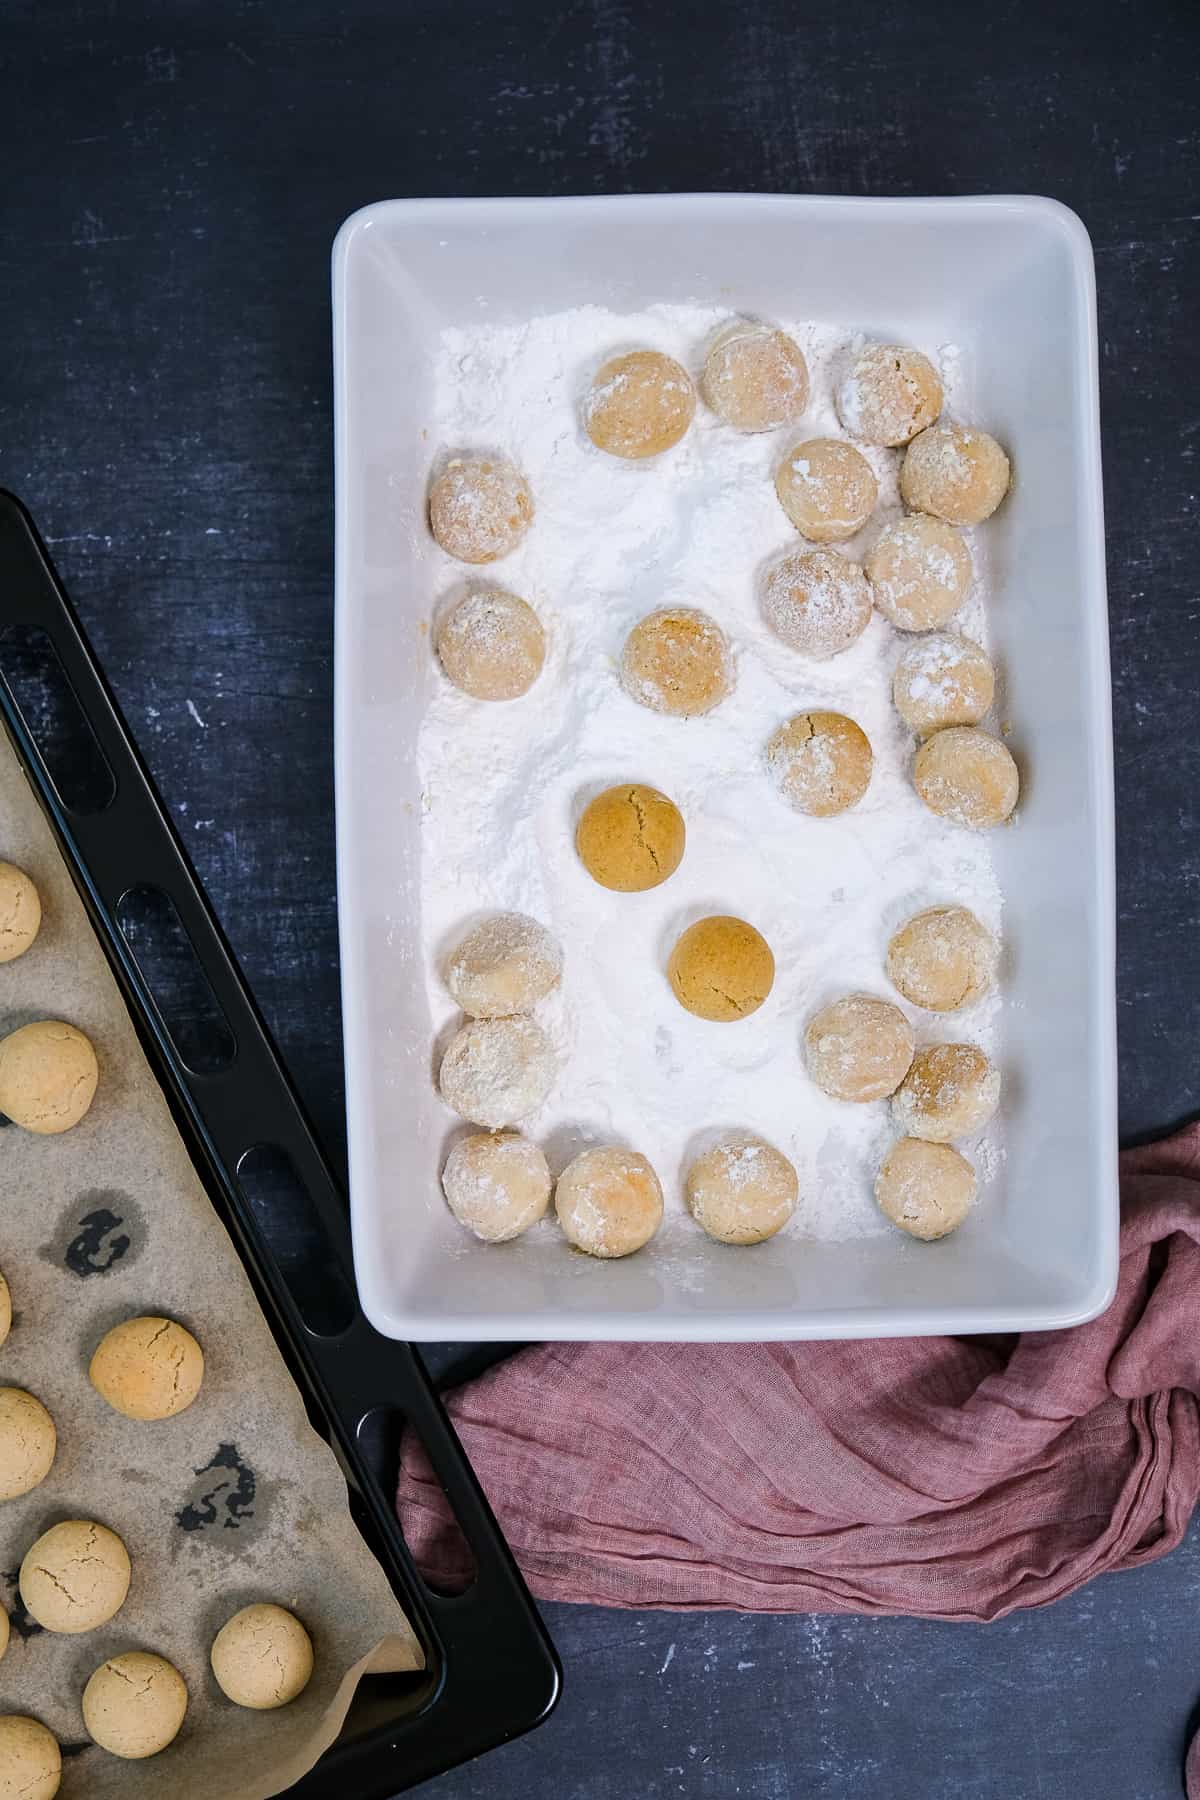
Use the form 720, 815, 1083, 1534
886, 906, 998, 1013
774, 437, 878, 543
428, 454, 534, 564
0, 1020, 98, 1134
701, 322, 809, 432
836, 343, 943, 447
0, 1716, 61, 1800
20, 1520, 130, 1634
913, 727, 1019, 828
620, 606, 733, 717
866, 515, 973, 632
82, 1652, 188, 1759
766, 711, 872, 817
89, 1315, 205, 1422
0, 863, 41, 963
876, 1137, 976, 1240
584, 350, 696, 459
892, 1042, 1001, 1142
900, 424, 1011, 525
0, 1388, 56, 1501
211, 1603, 313, 1710
555, 1147, 664, 1258
805, 994, 915, 1103
576, 784, 685, 892
667, 916, 775, 1023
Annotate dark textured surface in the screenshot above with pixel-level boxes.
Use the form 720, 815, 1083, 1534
2, 1, 1199, 1795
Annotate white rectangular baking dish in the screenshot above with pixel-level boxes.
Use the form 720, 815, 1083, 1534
332, 193, 1117, 1342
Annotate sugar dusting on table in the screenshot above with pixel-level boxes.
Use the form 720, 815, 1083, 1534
418, 303, 1002, 1244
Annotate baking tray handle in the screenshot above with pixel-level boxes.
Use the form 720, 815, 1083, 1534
0, 490, 559, 1796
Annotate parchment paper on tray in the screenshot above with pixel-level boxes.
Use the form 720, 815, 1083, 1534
0, 738, 421, 1799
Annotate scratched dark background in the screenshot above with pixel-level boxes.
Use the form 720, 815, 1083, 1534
3, 0, 1200, 1795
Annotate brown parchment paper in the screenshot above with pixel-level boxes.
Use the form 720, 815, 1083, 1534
0, 737, 422, 1799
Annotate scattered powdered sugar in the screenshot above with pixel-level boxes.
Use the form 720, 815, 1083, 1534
418, 302, 1003, 1244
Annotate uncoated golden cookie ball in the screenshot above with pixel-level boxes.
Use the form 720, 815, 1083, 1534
766, 711, 872, 817
900, 424, 1010, 525
435, 587, 545, 700
0, 1388, 56, 1501
555, 1147, 664, 1258
702, 323, 810, 432
445, 913, 562, 1017
0, 1605, 8, 1664
442, 1132, 551, 1242
886, 906, 998, 1014
211, 1603, 313, 1710
0, 1020, 98, 1134
0, 1716, 61, 1800
836, 343, 943, 447
892, 1043, 1001, 1142
685, 1134, 798, 1245
82, 1652, 188, 1759
428, 455, 534, 564
0, 1270, 11, 1350
89, 1316, 205, 1422
774, 438, 878, 543
668, 917, 775, 1023
892, 633, 995, 735
620, 607, 733, 717
866, 515, 973, 632
760, 548, 871, 660
584, 350, 696, 459
0, 863, 41, 963
576, 785, 685, 893
913, 727, 1019, 828
876, 1137, 976, 1240
438, 1017, 556, 1129
20, 1521, 130, 1634
805, 995, 915, 1103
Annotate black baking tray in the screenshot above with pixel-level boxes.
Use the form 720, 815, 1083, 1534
0, 490, 560, 1796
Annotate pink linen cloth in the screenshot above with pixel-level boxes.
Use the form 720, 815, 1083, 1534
397, 1126, 1200, 1627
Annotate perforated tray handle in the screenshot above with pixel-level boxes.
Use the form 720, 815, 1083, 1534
0, 490, 559, 1796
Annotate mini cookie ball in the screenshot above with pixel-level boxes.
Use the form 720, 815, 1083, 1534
836, 343, 943, 447
766, 711, 872, 817
913, 727, 1019, 828
761, 549, 871, 660
428, 455, 534, 564
886, 906, 998, 1013
445, 913, 562, 1017
893, 633, 995, 734
702, 322, 810, 433
89, 1315, 205, 1422
584, 350, 695, 459
82, 1652, 188, 1759
667, 916, 775, 1023
0, 864, 41, 963
211, 1603, 313, 1710
0, 1388, 56, 1501
685, 1134, 798, 1245
620, 607, 732, 717
576, 784, 685, 893
900, 424, 1011, 525
442, 1132, 551, 1242
0, 1020, 98, 1134
438, 1017, 555, 1129
555, 1147, 663, 1258
20, 1521, 130, 1634
805, 995, 914, 1103
0, 1271, 10, 1350
774, 438, 878, 544
892, 1043, 1001, 1142
435, 587, 545, 700
0, 1717, 60, 1800
876, 1137, 976, 1240
866, 515, 973, 632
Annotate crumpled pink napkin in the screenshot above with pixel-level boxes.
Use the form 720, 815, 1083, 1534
398, 1126, 1200, 1632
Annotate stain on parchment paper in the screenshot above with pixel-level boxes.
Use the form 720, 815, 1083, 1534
2, 1569, 44, 1641
39, 1189, 147, 1277
174, 1443, 274, 1551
